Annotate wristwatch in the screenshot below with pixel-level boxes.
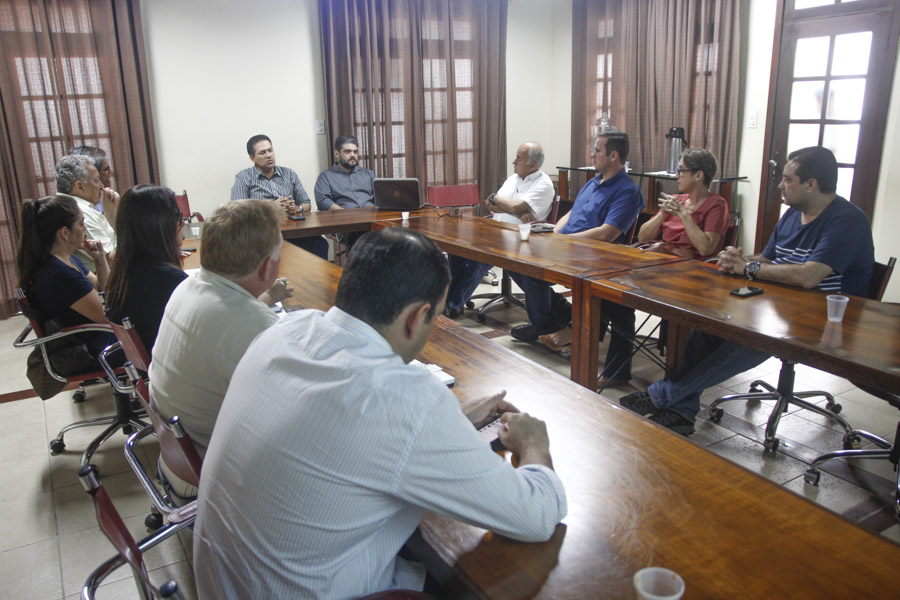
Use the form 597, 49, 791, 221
744, 260, 761, 280
487, 193, 497, 206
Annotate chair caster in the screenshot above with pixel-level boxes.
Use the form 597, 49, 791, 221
804, 468, 821, 486
827, 402, 843, 415
476, 313, 487, 323
465, 301, 474, 310
843, 433, 862, 450
763, 437, 780, 452
709, 407, 724, 423
145, 511, 164, 531
73, 391, 86, 403
49, 439, 66, 455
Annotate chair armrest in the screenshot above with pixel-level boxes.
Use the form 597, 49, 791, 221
14, 323, 113, 349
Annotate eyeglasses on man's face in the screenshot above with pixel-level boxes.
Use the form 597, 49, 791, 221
675, 167, 699, 176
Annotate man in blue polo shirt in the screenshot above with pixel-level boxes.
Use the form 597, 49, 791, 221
510, 129, 643, 388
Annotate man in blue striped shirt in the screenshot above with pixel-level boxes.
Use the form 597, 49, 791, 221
620, 147, 874, 435
231, 134, 328, 258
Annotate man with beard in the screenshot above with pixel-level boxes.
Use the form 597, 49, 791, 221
314, 135, 377, 211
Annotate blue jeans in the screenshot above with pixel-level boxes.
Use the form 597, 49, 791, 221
447, 255, 491, 312
648, 331, 770, 422
509, 272, 635, 379
289, 236, 329, 260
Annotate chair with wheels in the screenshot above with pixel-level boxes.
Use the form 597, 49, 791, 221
13, 289, 142, 470
708, 257, 896, 452
79, 464, 194, 599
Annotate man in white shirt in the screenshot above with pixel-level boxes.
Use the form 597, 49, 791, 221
149, 198, 292, 495
444, 141, 555, 318
194, 228, 567, 599
54, 154, 119, 271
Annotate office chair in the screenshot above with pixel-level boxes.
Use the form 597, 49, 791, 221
468, 195, 562, 322
708, 257, 896, 452
426, 183, 480, 210
79, 465, 194, 599
174, 190, 203, 222
13, 289, 143, 470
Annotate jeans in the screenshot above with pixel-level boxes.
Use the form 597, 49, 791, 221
288, 236, 329, 260
648, 331, 770, 422
446, 255, 491, 312
599, 299, 636, 381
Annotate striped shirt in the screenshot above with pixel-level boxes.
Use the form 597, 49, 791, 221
230, 165, 311, 207
194, 307, 567, 599
761, 196, 873, 296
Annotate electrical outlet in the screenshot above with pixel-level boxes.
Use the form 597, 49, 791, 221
748, 112, 757, 129
315, 120, 325, 135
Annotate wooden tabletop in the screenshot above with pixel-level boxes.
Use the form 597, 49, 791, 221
279, 207, 429, 238
588, 260, 900, 391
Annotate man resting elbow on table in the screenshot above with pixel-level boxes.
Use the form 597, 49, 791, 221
620, 147, 874, 436
193, 228, 567, 600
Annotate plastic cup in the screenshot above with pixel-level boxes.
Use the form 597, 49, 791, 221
826, 294, 849, 323
518, 223, 531, 241
633, 567, 685, 600
401, 211, 410, 221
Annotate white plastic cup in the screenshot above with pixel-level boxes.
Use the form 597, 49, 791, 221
633, 567, 685, 600
518, 223, 531, 241
826, 294, 849, 323
401, 211, 410, 221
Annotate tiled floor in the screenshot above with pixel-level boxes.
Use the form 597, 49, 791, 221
1, 271, 898, 598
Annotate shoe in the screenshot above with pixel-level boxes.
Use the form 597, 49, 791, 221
597, 376, 630, 389
649, 408, 695, 436
619, 391, 657, 416
511, 323, 538, 342
443, 305, 464, 319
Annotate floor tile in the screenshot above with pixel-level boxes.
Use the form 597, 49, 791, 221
54, 470, 154, 536
706, 435, 809, 485
48, 434, 135, 490
0, 491, 57, 553
0, 394, 43, 428
763, 413, 847, 454
881, 524, 900, 545
783, 471, 877, 514
0, 452, 52, 502
0, 421, 48, 461
68, 558, 198, 600
0, 538, 63, 600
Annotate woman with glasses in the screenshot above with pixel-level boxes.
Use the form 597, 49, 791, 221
636, 148, 729, 259
105, 185, 188, 356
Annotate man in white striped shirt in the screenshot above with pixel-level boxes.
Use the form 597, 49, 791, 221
194, 228, 567, 599
620, 147, 874, 436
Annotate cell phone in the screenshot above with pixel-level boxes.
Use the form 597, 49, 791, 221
730, 286, 764, 298
288, 214, 305, 221
282, 301, 305, 312
476, 416, 507, 452
530, 222, 555, 233
181, 247, 196, 252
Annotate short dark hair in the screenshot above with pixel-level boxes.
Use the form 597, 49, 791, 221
247, 134, 271, 157
335, 228, 450, 328
334, 135, 359, 152
680, 148, 718, 187
597, 128, 629, 162
70, 145, 108, 170
787, 147, 838, 194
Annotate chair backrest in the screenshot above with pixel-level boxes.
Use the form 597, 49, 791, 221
16, 288, 47, 338
625, 212, 639, 245
108, 317, 152, 372
548, 195, 561, 224
174, 190, 203, 222
427, 183, 480, 208
722, 215, 741, 249
868, 257, 896, 301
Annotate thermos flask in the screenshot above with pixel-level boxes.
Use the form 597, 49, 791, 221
665, 127, 686, 174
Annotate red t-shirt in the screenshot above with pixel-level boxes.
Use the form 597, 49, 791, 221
660, 193, 729, 259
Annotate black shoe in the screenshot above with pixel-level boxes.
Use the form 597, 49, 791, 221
649, 408, 695, 436
443, 305, 464, 319
511, 323, 538, 342
620, 391, 657, 416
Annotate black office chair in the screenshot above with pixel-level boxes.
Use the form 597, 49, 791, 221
708, 257, 896, 452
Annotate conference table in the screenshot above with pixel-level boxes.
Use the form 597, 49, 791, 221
279, 207, 419, 239
181, 241, 900, 597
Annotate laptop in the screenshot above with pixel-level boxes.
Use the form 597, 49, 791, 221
373, 178, 423, 210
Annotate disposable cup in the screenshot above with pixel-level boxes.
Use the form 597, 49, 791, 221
401, 211, 410, 221
518, 223, 531, 241
633, 567, 685, 600
826, 294, 849, 323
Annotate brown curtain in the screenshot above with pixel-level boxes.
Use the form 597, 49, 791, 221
319, 0, 507, 197
0, 0, 158, 318
571, 0, 741, 197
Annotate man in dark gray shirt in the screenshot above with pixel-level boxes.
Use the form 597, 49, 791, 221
314, 135, 376, 211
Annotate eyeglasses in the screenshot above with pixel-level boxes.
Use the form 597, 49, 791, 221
675, 167, 699, 176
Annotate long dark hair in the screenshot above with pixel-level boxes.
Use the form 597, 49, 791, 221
105, 185, 183, 310
17, 195, 80, 292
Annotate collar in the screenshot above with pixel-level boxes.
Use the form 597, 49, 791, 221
517, 169, 544, 185
593, 168, 627, 187
324, 306, 395, 354
197, 268, 264, 302
330, 162, 357, 175
58, 192, 96, 211
253, 165, 282, 180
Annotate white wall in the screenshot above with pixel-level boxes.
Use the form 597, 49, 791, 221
140, 0, 329, 218
505, 0, 572, 174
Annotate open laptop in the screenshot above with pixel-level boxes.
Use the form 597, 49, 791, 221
373, 178, 423, 210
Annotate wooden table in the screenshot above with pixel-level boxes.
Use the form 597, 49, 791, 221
279, 207, 430, 239
184, 243, 900, 598
587, 260, 900, 392
374, 213, 687, 388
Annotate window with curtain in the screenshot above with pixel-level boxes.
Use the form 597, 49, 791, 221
571, 0, 741, 194
0, 0, 158, 318
320, 0, 507, 197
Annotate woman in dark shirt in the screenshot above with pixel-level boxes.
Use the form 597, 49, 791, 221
17, 195, 114, 357
105, 185, 187, 355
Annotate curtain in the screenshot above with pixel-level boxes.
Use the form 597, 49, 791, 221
319, 0, 507, 197
0, 0, 158, 318
571, 0, 741, 198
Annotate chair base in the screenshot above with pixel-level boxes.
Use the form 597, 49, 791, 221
468, 271, 525, 323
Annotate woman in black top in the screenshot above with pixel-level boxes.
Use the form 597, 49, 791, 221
105, 185, 187, 355
17, 195, 114, 357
